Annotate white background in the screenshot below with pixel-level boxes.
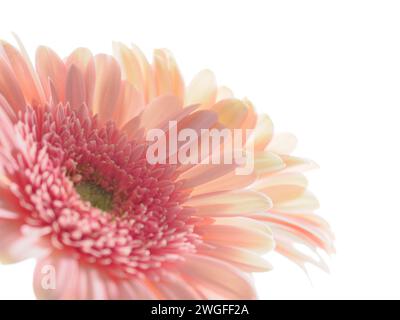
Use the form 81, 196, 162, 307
0, 0, 400, 299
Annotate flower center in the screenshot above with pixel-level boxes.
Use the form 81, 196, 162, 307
24, 103, 200, 276
75, 181, 113, 212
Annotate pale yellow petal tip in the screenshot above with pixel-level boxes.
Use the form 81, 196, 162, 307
216, 86, 234, 101
267, 132, 298, 154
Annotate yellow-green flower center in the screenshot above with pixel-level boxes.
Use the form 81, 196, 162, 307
75, 182, 113, 212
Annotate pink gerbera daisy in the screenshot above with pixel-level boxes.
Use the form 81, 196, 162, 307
0, 38, 334, 299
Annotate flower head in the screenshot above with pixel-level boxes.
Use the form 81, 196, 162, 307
0, 39, 333, 299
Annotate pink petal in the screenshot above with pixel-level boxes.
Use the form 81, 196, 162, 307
113, 81, 145, 127
0, 102, 19, 151
0, 186, 21, 219
255, 212, 334, 254
35, 46, 66, 102
34, 253, 161, 300
275, 234, 330, 273
166, 110, 218, 162
189, 170, 257, 196
240, 99, 257, 131
246, 114, 274, 151
66, 47, 95, 108
113, 42, 144, 92
178, 254, 257, 299
199, 244, 273, 272
196, 217, 274, 253
92, 54, 121, 123
0, 41, 41, 104
0, 56, 26, 112
113, 43, 156, 103
179, 162, 236, 189
139, 95, 182, 130
34, 253, 80, 299
186, 190, 272, 217
118, 279, 159, 300
0, 93, 17, 123
65, 65, 86, 110
156, 271, 204, 299
254, 172, 308, 203
153, 49, 184, 100
0, 221, 49, 264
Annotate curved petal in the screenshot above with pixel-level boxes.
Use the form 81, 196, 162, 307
254, 151, 286, 175
272, 191, 320, 213
211, 99, 248, 129
153, 49, 184, 100
178, 254, 257, 299
113, 81, 145, 127
240, 99, 257, 131
0, 41, 41, 104
178, 162, 236, 189
0, 56, 26, 112
36, 46, 66, 102
185, 70, 216, 109
65, 65, 86, 110
280, 155, 319, 172
199, 244, 273, 272
118, 278, 159, 300
114, 43, 156, 103
255, 212, 334, 254
186, 190, 272, 217
267, 132, 298, 155
0, 186, 22, 219
216, 86, 234, 101
0, 221, 49, 264
189, 170, 257, 196
33, 252, 161, 300
0, 94, 17, 123
155, 271, 204, 299
66, 47, 95, 108
254, 172, 308, 203
246, 114, 274, 151
113, 42, 144, 91
274, 233, 330, 273
139, 95, 182, 130
92, 54, 121, 123
34, 252, 80, 299
196, 217, 274, 253
0, 101, 20, 153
